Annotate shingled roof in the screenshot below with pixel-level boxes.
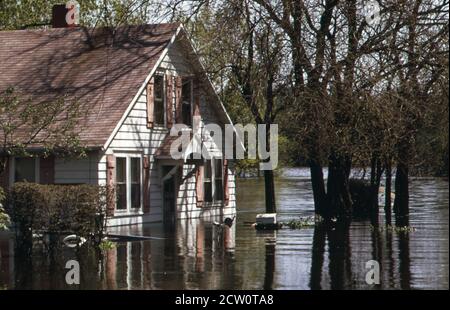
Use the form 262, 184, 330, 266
0, 23, 180, 148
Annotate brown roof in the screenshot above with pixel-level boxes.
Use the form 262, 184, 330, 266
155, 135, 180, 159
0, 23, 180, 148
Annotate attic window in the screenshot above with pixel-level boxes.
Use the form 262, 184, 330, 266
182, 78, 193, 127
153, 75, 165, 125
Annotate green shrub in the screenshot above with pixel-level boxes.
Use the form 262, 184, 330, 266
0, 186, 10, 231
0, 186, 5, 203
6, 183, 113, 241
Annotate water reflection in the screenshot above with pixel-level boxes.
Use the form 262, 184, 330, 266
0, 168, 448, 289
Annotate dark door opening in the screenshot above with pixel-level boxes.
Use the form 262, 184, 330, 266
162, 166, 177, 227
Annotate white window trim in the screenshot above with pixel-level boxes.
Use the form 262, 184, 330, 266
113, 153, 144, 215
9, 157, 40, 185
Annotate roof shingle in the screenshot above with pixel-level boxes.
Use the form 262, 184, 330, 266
0, 23, 180, 148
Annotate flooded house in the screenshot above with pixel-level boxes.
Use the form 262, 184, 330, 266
0, 23, 237, 227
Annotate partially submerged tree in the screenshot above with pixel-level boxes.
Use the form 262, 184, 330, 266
0, 87, 85, 177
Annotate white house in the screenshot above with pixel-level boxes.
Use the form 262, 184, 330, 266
0, 23, 237, 226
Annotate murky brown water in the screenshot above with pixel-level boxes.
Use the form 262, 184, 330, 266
0, 168, 448, 289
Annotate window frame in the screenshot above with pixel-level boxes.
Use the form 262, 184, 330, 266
10, 157, 40, 184
203, 157, 224, 206
114, 153, 143, 214
153, 74, 166, 127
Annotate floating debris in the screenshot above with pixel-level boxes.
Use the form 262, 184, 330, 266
370, 224, 417, 233
283, 216, 316, 229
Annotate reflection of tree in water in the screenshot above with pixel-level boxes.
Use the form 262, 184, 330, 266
309, 222, 352, 290
398, 232, 411, 290
370, 227, 382, 289
327, 222, 352, 290
309, 224, 326, 290
307, 219, 414, 290
263, 236, 276, 290
14, 239, 102, 289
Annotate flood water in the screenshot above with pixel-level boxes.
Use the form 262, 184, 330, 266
0, 168, 448, 290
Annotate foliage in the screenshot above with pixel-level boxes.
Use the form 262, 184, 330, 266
99, 239, 116, 251
283, 217, 316, 229
0, 88, 86, 176
0, 186, 4, 203
6, 183, 113, 241
0, 0, 99, 30
370, 224, 417, 234
0, 186, 9, 231
348, 179, 377, 219
0, 206, 10, 231
0, 0, 166, 30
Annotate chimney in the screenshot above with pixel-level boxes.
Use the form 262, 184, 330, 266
52, 5, 68, 28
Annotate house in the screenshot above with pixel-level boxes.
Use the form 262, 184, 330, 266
0, 24, 237, 226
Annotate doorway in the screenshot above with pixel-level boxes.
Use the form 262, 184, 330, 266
162, 165, 177, 227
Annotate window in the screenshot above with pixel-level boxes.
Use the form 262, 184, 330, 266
14, 157, 37, 183
204, 160, 212, 203
116, 158, 127, 210
154, 75, 165, 125
182, 78, 193, 126
203, 158, 223, 204
115, 155, 142, 212
214, 159, 223, 201
130, 158, 141, 209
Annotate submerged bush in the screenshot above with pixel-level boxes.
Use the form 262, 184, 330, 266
284, 217, 316, 229
6, 183, 113, 241
349, 179, 377, 218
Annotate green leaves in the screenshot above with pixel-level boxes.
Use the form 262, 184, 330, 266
6, 183, 113, 239
0, 88, 86, 166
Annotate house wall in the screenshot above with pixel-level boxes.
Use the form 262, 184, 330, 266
54, 155, 99, 185
102, 39, 236, 226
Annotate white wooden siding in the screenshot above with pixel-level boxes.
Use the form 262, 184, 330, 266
54, 155, 99, 184
101, 38, 236, 225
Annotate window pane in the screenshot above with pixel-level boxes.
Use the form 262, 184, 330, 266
154, 76, 164, 100
215, 159, 222, 178
204, 160, 212, 179
182, 79, 192, 126
116, 157, 127, 210
131, 158, 140, 183
131, 158, 141, 209
154, 99, 165, 125
116, 184, 127, 210
154, 75, 165, 125
131, 184, 141, 209
116, 158, 126, 183
215, 180, 223, 201
204, 181, 212, 203
15, 158, 36, 182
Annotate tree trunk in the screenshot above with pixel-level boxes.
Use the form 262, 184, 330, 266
264, 169, 276, 213
385, 159, 392, 225
369, 155, 383, 225
394, 161, 409, 227
326, 154, 352, 220
309, 159, 327, 217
